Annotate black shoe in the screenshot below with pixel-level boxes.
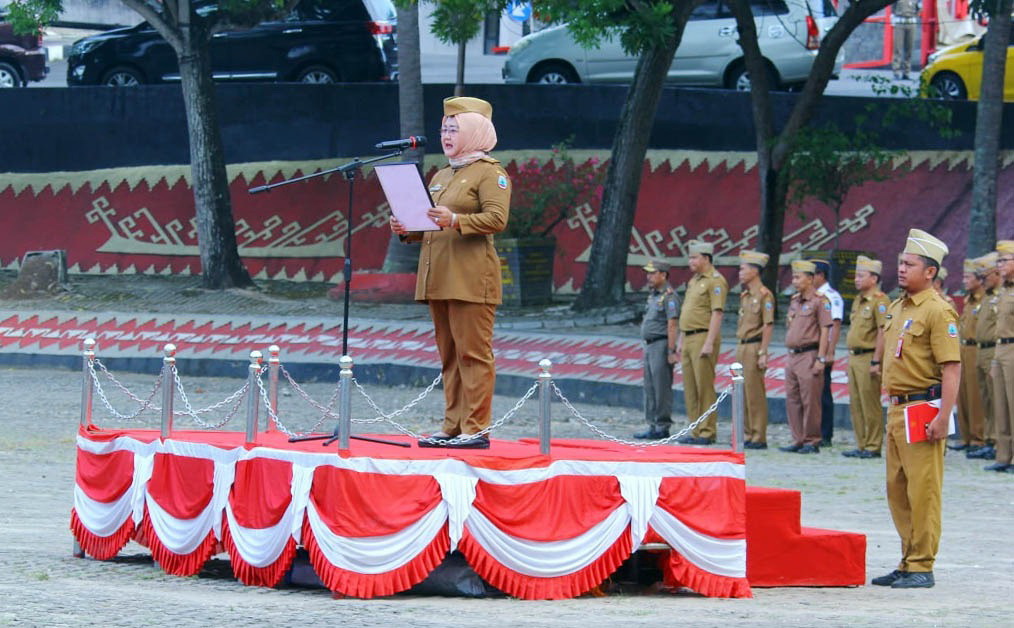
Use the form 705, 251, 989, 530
871, 569, 907, 586
679, 436, 715, 445
857, 450, 881, 459
947, 442, 969, 451
967, 445, 995, 459
744, 441, 768, 450
891, 572, 934, 588
984, 462, 1011, 472
634, 426, 670, 440
819, 439, 832, 448
841, 449, 862, 458
779, 444, 802, 453
797, 444, 820, 454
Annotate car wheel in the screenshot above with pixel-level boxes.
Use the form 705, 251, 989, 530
529, 62, 579, 85
297, 65, 338, 84
0, 61, 23, 88
928, 72, 967, 100
725, 62, 778, 92
101, 66, 144, 87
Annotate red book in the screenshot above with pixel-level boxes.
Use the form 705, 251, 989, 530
904, 400, 955, 444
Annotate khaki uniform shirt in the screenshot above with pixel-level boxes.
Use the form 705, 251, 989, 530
641, 286, 680, 341
412, 158, 510, 304
680, 269, 728, 332
998, 283, 1014, 339
736, 283, 775, 340
785, 290, 833, 348
958, 289, 984, 341
882, 288, 960, 395
975, 287, 1000, 343
846, 289, 890, 349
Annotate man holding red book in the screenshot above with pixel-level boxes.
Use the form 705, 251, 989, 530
872, 229, 960, 590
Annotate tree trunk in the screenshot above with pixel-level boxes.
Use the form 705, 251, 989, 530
383, 1, 424, 273
572, 35, 680, 310
178, 44, 253, 289
968, 0, 1012, 257
455, 40, 466, 96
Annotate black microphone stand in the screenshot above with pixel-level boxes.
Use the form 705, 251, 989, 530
249, 149, 412, 449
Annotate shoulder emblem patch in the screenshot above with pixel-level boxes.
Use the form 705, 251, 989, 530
497, 174, 508, 190
714, 286, 722, 295
878, 304, 887, 314
765, 301, 773, 310
947, 322, 958, 338
824, 302, 832, 311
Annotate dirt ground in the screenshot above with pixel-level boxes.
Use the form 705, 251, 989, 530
0, 365, 1011, 627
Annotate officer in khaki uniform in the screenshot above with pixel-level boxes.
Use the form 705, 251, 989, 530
968, 253, 1001, 460
986, 240, 1014, 473
780, 260, 833, 453
677, 240, 728, 445
736, 250, 775, 449
393, 96, 510, 447
950, 258, 986, 451
933, 267, 958, 310
842, 255, 890, 459
872, 229, 960, 590
634, 259, 681, 440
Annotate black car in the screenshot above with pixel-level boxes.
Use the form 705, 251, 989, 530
0, 12, 49, 87
66, 0, 396, 86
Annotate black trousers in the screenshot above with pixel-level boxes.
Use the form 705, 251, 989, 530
821, 363, 834, 442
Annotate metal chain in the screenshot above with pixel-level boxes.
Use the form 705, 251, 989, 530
171, 364, 249, 429
410, 382, 539, 446
255, 374, 331, 438
279, 365, 341, 424
352, 373, 443, 424
89, 360, 163, 421
553, 382, 731, 447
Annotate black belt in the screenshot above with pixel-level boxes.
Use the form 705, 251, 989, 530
1001, 338, 1014, 345
739, 336, 762, 345
889, 385, 942, 406
979, 341, 996, 349
849, 347, 874, 355
787, 343, 819, 354
683, 328, 708, 336
961, 339, 977, 347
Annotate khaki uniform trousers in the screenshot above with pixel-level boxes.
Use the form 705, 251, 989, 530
977, 347, 996, 443
429, 300, 496, 437
992, 345, 1014, 465
735, 342, 768, 443
956, 345, 985, 446
885, 405, 945, 573
847, 353, 884, 453
681, 332, 720, 440
784, 351, 823, 446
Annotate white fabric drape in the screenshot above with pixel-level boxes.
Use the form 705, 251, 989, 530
649, 506, 746, 578
225, 502, 296, 568
74, 485, 133, 537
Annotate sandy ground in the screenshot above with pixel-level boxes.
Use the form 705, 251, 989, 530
0, 365, 1011, 627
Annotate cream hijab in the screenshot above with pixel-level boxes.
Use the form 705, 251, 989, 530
444, 112, 497, 168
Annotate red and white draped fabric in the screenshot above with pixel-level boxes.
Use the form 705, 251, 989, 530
72, 429, 750, 599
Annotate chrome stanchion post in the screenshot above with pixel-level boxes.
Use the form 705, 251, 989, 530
338, 355, 353, 450
730, 362, 745, 453
266, 345, 280, 432
160, 343, 176, 439
246, 350, 263, 445
538, 359, 552, 455
79, 338, 96, 428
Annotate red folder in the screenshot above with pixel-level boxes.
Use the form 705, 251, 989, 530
903, 399, 955, 444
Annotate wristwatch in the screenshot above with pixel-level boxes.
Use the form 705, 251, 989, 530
816, 356, 827, 363
757, 349, 767, 356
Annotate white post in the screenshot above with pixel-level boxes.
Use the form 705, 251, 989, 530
246, 350, 263, 444
160, 344, 176, 440
79, 338, 96, 428
338, 355, 353, 450
267, 345, 280, 432
538, 359, 552, 455
730, 362, 745, 453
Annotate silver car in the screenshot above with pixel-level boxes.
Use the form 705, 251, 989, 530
502, 0, 842, 89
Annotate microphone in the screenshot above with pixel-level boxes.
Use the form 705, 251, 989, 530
374, 135, 426, 150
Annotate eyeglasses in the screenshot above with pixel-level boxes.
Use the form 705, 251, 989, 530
439, 127, 459, 135
999, 257, 1014, 264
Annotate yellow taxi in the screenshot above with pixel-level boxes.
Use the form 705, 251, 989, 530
920, 33, 1014, 101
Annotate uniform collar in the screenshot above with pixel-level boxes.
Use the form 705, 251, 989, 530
904, 287, 935, 306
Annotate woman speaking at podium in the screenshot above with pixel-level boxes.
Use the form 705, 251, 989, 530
390, 96, 511, 449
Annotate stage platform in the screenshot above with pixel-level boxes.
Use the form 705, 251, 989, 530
72, 428, 866, 599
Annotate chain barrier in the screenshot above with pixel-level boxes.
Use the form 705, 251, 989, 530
410, 382, 539, 446
553, 382, 731, 447
88, 359, 163, 421
352, 373, 443, 425
171, 364, 250, 429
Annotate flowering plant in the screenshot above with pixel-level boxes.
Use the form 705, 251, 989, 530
504, 138, 605, 239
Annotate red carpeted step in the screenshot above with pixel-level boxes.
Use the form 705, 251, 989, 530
745, 487, 866, 587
